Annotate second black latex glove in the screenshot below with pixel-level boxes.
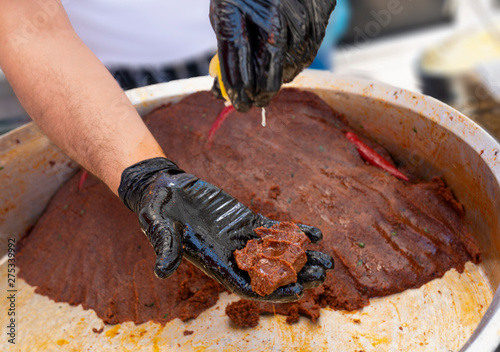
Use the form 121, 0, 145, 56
210, 0, 336, 111
118, 157, 333, 303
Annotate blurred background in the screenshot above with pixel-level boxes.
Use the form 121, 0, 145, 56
332, 0, 500, 141
2, 0, 500, 140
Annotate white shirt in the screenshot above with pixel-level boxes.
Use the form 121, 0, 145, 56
63, 0, 217, 68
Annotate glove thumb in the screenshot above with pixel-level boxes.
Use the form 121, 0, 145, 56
140, 215, 184, 279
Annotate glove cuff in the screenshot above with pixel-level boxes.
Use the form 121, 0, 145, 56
118, 157, 184, 213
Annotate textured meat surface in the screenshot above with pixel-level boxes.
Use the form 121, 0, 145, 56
234, 222, 310, 296
16, 89, 481, 327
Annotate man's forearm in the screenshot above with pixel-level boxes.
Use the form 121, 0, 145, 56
0, 0, 165, 194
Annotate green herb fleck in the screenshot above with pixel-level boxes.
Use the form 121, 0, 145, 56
250, 198, 254, 206
391, 231, 397, 236
202, 113, 206, 117
184, 125, 188, 130
356, 259, 363, 267
163, 314, 169, 319
412, 96, 417, 99
287, 198, 292, 204
412, 127, 417, 133
0, 166, 4, 170
63, 204, 69, 210
334, 122, 340, 128
80, 209, 85, 215
359, 124, 364, 129
145, 302, 155, 308
318, 221, 322, 226
424, 228, 429, 233
358, 242, 365, 248
137, 245, 141, 250
291, 115, 296, 119
319, 145, 325, 152
354, 210, 360, 214
57, 234, 61, 240
291, 173, 295, 178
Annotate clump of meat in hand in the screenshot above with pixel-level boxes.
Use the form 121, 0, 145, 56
234, 222, 310, 296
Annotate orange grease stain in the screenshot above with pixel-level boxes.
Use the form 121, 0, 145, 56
105, 324, 121, 338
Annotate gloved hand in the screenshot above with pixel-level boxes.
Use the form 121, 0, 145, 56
118, 157, 334, 302
209, 0, 337, 111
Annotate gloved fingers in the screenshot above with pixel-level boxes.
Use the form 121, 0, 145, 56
153, 219, 184, 279
306, 0, 337, 41
139, 211, 184, 279
254, 216, 322, 243
222, 273, 303, 303
298, 0, 337, 69
296, 223, 323, 243
297, 251, 333, 289
297, 264, 327, 289
305, 250, 334, 270
281, 0, 309, 82
255, 214, 276, 226
259, 282, 304, 303
251, 13, 286, 107
211, 77, 224, 100
212, 2, 254, 112
281, 0, 337, 82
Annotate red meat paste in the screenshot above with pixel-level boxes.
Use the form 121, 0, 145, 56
16, 89, 481, 328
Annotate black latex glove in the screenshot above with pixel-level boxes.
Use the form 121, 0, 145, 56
209, 0, 336, 111
118, 157, 334, 303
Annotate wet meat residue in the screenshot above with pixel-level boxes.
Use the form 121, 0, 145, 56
92, 327, 104, 334
16, 89, 481, 328
234, 222, 310, 296
225, 300, 260, 328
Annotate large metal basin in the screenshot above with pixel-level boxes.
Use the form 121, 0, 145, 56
0, 70, 499, 351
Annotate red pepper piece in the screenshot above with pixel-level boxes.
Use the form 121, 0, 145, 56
345, 132, 409, 181
207, 105, 235, 146
78, 170, 89, 191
